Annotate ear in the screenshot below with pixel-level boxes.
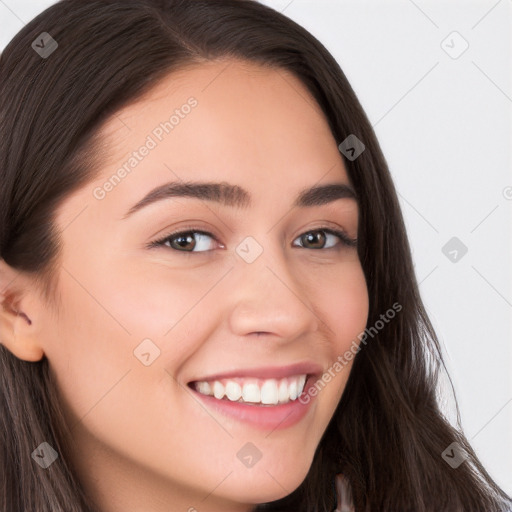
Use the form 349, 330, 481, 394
0, 258, 45, 362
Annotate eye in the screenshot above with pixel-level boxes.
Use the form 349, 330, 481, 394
148, 229, 219, 252
147, 226, 357, 253
293, 228, 357, 250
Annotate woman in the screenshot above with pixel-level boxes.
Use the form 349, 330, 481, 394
0, 1, 510, 511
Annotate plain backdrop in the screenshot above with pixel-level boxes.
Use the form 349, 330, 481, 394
1, 0, 511, 495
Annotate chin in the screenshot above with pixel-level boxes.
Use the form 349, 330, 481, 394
222, 463, 310, 505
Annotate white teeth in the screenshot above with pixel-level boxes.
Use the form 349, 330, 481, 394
242, 383, 260, 403
196, 381, 212, 395
192, 374, 308, 405
289, 379, 298, 400
278, 379, 288, 403
225, 381, 242, 401
260, 379, 279, 405
212, 381, 224, 400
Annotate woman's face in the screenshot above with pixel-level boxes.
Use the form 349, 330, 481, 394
40, 59, 369, 511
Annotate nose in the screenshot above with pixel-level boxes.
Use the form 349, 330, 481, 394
225, 238, 320, 341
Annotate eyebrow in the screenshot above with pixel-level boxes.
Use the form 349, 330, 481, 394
122, 180, 357, 219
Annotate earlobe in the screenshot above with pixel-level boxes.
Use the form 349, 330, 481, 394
0, 296, 44, 362
0, 263, 45, 362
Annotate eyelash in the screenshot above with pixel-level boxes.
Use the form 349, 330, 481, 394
147, 226, 357, 252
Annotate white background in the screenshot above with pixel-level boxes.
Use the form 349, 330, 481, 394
1, 0, 511, 495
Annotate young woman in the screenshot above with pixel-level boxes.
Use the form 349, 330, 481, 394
0, 1, 510, 511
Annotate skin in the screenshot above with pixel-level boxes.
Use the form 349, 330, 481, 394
0, 58, 369, 512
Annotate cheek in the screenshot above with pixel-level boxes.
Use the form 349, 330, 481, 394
44, 269, 137, 423
45, 256, 224, 420
92, 252, 226, 337
312, 259, 369, 349
307, 261, 368, 404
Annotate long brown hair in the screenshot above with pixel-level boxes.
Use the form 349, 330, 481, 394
1, 1, 510, 511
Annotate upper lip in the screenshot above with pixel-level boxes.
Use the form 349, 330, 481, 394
188, 361, 324, 383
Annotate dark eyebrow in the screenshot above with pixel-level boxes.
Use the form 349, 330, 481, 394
122, 180, 357, 219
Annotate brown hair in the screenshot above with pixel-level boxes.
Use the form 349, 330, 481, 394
1, 1, 510, 511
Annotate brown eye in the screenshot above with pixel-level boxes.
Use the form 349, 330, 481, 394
149, 230, 218, 252
301, 230, 327, 249
294, 228, 356, 250
171, 233, 196, 251
148, 227, 356, 253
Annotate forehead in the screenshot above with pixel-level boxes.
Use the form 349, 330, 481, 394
71, 58, 354, 218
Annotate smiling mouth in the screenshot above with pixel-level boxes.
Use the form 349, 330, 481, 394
187, 373, 313, 406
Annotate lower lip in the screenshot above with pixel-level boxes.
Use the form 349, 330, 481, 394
188, 375, 318, 430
